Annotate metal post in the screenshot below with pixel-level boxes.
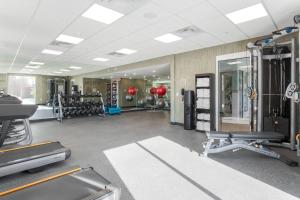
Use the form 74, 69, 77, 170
290, 38, 297, 150
257, 49, 263, 132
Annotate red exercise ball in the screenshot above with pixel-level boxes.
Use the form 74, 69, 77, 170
150, 87, 157, 95
156, 85, 167, 97
128, 86, 137, 96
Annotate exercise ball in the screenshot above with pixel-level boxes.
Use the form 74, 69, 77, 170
128, 86, 137, 96
150, 87, 157, 95
156, 85, 167, 97
125, 95, 133, 101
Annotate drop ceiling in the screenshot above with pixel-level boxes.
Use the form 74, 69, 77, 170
0, 0, 299, 76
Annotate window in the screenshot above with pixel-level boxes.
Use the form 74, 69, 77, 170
7, 76, 36, 104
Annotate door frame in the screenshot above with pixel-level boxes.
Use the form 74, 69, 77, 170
215, 51, 251, 131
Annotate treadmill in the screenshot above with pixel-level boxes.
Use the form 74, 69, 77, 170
0, 95, 71, 177
0, 167, 120, 200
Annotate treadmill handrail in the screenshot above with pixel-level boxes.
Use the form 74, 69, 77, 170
0, 141, 53, 153
0, 167, 81, 197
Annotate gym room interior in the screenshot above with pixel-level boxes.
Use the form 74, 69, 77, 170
0, 0, 300, 199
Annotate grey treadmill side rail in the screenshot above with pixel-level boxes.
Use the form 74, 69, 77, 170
0, 168, 117, 200
0, 152, 67, 177
0, 142, 71, 177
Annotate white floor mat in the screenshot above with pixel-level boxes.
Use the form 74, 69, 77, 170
139, 136, 299, 200
104, 143, 214, 200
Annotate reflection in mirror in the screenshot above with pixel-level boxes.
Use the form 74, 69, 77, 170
217, 57, 252, 132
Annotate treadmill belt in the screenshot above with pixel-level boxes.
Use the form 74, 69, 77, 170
0, 142, 68, 167
0, 168, 113, 200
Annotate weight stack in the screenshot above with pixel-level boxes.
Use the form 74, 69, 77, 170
184, 90, 195, 130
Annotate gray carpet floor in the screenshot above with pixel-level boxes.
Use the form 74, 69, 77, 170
1, 111, 299, 199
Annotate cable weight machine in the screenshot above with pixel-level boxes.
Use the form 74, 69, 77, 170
247, 16, 300, 150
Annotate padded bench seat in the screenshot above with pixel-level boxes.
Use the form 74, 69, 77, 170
207, 131, 284, 141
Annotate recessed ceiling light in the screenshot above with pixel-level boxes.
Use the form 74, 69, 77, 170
56, 34, 84, 44
25, 65, 40, 69
152, 70, 156, 73
60, 69, 71, 72
29, 61, 44, 65
129, 77, 132, 80
133, 72, 136, 75
124, 74, 127, 77
53, 71, 63, 74
82, 4, 124, 24
42, 49, 63, 55
116, 48, 137, 55
69, 66, 82, 70
93, 57, 109, 62
228, 61, 242, 65
21, 69, 34, 73
226, 3, 268, 24
154, 33, 182, 43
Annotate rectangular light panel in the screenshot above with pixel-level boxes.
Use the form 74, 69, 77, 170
226, 3, 268, 24
29, 61, 44, 65
82, 4, 124, 24
93, 57, 109, 62
41, 49, 63, 55
69, 66, 82, 70
228, 61, 242, 65
116, 48, 137, 55
155, 33, 182, 43
56, 34, 84, 44
24, 65, 40, 69
60, 69, 71, 72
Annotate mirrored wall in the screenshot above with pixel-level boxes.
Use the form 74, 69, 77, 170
216, 53, 254, 132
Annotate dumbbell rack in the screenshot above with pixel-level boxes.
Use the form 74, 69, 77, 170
106, 83, 112, 108
195, 73, 215, 132
54, 93, 105, 123
106, 80, 119, 108
111, 80, 118, 107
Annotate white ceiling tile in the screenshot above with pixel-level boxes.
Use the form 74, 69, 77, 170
237, 16, 276, 37
127, 2, 172, 25
186, 33, 222, 48
63, 17, 107, 39
208, 0, 262, 14
151, 0, 205, 13
178, 1, 222, 23
95, 0, 150, 15
264, 0, 300, 29
195, 16, 247, 43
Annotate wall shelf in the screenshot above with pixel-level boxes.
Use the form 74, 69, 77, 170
195, 73, 215, 132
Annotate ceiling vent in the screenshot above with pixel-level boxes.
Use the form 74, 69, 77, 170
108, 51, 126, 57
50, 40, 74, 48
174, 26, 203, 38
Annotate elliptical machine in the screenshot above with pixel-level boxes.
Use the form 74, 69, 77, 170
0, 94, 36, 147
